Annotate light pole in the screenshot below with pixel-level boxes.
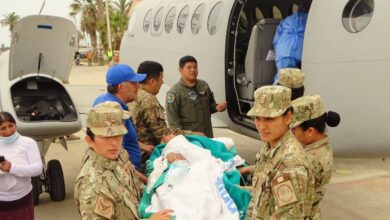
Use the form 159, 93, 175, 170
105, 0, 112, 53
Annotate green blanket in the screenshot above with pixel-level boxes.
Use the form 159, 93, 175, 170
139, 135, 251, 220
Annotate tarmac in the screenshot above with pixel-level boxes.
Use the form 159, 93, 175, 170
35, 64, 390, 220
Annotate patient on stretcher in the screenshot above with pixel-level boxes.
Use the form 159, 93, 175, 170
139, 135, 251, 220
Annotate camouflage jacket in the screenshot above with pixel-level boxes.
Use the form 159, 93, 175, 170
133, 88, 185, 146
74, 149, 143, 220
246, 131, 314, 220
305, 137, 333, 220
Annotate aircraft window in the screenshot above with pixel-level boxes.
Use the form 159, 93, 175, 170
153, 7, 164, 32
177, 5, 190, 34
143, 9, 153, 32
207, 2, 224, 35
272, 6, 283, 19
342, 0, 374, 33
254, 7, 264, 23
191, 4, 206, 34
165, 7, 176, 33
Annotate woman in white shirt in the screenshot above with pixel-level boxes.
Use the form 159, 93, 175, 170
0, 112, 42, 220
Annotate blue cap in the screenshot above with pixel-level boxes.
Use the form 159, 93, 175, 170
106, 64, 146, 86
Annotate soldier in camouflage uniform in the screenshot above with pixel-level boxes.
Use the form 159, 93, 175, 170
74, 101, 172, 220
246, 86, 314, 219
291, 95, 341, 219
276, 68, 305, 101
166, 56, 227, 138
133, 61, 199, 146
240, 69, 305, 176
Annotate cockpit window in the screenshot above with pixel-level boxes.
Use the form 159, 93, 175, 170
342, 0, 374, 33
165, 7, 176, 33
254, 7, 264, 23
207, 2, 224, 35
272, 6, 283, 19
177, 5, 190, 34
153, 7, 164, 32
191, 4, 206, 34
143, 9, 153, 32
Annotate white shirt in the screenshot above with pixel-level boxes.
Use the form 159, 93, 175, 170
0, 136, 42, 201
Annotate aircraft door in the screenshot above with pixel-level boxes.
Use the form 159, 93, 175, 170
237, 18, 279, 101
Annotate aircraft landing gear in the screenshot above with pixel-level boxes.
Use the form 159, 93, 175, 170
46, 159, 65, 201
32, 139, 67, 205
31, 176, 41, 205
31, 158, 66, 205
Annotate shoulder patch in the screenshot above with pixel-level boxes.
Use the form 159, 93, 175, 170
272, 174, 298, 207
94, 193, 114, 218
198, 90, 206, 96
167, 93, 175, 103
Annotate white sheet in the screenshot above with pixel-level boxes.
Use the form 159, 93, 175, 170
146, 135, 244, 220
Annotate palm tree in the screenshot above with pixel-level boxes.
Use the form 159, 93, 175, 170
69, 0, 131, 55
1, 12, 20, 32
110, 10, 128, 50
69, 0, 101, 60
113, 0, 132, 16
96, 0, 130, 51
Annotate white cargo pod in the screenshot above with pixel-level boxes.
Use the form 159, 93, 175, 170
9, 15, 76, 81
6, 15, 81, 139
0, 15, 84, 205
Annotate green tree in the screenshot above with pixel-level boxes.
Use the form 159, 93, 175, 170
113, 0, 132, 16
110, 10, 128, 50
70, 0, 131, 55
109, 0, 131, 50
70, 0, 104, 61
96, 0, 130, 51
1, 12, 20, 32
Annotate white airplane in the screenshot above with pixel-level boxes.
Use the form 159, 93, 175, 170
120, 0, 389, 157
0, 15, 81, 204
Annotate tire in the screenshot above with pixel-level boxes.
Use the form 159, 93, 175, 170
31, 176, 41, 205
46, 160, 65, 201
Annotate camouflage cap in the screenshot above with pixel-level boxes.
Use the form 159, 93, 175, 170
86, 101, 130, 137
291, 95, 325, 128
247, 86, 292, 118
277, 68, 305, 89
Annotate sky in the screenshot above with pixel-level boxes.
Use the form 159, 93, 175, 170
0, 0, 75, 47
